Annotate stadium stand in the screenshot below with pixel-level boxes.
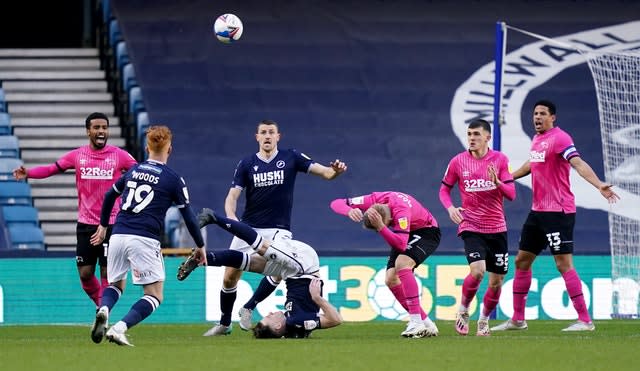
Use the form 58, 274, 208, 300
0, 87, 6, 112
1, 205, 40, 227
0, 181, 32, 206
6, 224, 45, 250
0, 135, 20, 158
103, 0, 640, 255
0, 158, 22, 181
0, 111, 12, 135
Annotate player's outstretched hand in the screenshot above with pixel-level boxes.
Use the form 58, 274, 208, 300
600, 184, 620, 204
12, 165, 27, 180
330, 159, 347, 175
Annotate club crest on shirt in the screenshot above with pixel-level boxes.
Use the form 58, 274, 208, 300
276, 160, 285, 169
398, 217, 408, 230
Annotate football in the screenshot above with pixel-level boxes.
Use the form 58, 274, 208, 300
213, 13, 243, 44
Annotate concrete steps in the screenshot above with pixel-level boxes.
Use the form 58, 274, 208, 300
0, 48, 130, 251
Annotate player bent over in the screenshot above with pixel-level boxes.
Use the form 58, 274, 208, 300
330, 191, 440, 338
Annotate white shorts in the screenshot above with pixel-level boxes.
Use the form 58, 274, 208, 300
107, 234, 165, 285
262, 239, 320, 280
229, 227, 292, 254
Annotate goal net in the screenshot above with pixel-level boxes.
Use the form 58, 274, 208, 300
493, 23, 640, 318
584, 50, 640, 318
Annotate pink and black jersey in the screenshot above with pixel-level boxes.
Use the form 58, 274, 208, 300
441, 149, 514, 234
28, 145, 136, 225
332, 191, 437, 231
330, 191, 438, 251
529, 127, 579, 213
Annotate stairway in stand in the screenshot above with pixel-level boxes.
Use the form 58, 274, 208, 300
0, 48, 126, 252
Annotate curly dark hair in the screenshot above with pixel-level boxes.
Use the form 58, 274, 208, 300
85, 112, 109, 129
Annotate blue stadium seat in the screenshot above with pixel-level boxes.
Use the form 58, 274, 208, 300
128, 86, 145, 122
121, 63, 138, 93
0, 88, 6, 112
0, 182, 32, 205
0, 135, 20, 158
101, 0, 113, 26
164, 206, 181, 247
0, 158, 22, 181
136, 111, 149, 141
0, 112, 12, 135
7, 224, 45, 250
115, 41, 130, 75
108, 19, 123, 50
1, 205, 39, 227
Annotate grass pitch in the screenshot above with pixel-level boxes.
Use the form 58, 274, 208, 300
1, 320, 638, 371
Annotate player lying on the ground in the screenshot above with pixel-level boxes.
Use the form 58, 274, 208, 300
178, 208, 343, 338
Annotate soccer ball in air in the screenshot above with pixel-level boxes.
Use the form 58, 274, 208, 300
367, 269, 408, 320
213, 13, 243, 44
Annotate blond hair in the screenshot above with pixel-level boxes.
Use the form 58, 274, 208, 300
363, 203, 391, 230
146, 125, 172, 153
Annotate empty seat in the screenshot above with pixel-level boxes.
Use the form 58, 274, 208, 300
0, 112, 11, 135
0, 88, 6, 112
109, 19, 123, 50
164, 206, 181, 247
0, 135, 20, 158
1, 205, 39, 227
121, 63, 138, 93
7, 224, 45, 250
0, 158, 22, 181
0, 182, 32, 205
115, 41, 130, 75
137, 111, 149, 136
128, 86, 145, 123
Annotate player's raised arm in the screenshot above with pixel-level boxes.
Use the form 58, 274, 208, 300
309, 159, 347, 180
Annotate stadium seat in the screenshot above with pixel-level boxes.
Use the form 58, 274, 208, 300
7, 224, 45, 250
0, 135, 20, 158
1, 205, 40, 227
0, 88, 6, 112
164, 206, 181, 248
128, 86, 145, 123
0, 112, 12, 135
136, 111, 150, 141
121, 63, 138, 93
115, 41, 130, 75
101, 0, 113, 26
0, 182, 32, 205
0, 158, 23, 181
108, 19, 123, 50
